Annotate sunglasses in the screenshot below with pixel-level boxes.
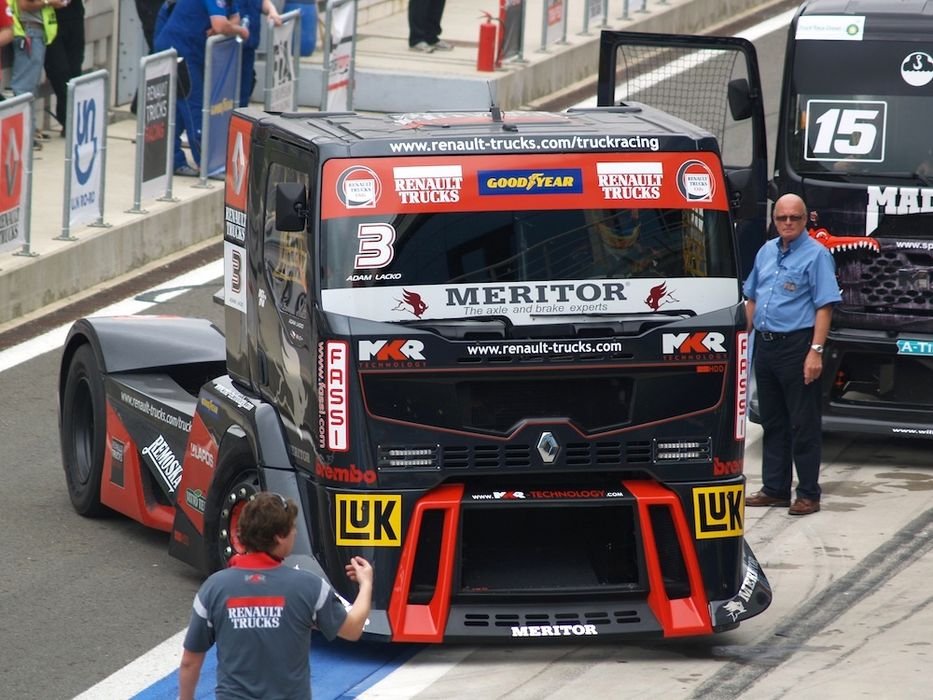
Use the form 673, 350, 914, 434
773, 214, 804, 223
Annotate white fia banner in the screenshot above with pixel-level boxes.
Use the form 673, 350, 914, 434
69, 76, 106, 229
268, 20, 297, 112
325, 1, 355, 111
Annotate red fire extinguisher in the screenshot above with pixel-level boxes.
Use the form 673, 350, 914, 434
477, 11, 499, 72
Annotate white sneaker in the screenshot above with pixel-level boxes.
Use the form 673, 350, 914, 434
410, 41, 434, 53
431, 40, 454, 51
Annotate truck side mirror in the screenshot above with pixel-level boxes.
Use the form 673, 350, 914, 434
727, 78, 752, 121
275, 182, 308, 232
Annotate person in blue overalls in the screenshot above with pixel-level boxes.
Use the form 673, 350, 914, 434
239, 0, 282, 107
154, 0, 248, 175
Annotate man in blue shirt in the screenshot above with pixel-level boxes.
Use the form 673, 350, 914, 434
743, 194, 841, 516
154, 0, 249, 176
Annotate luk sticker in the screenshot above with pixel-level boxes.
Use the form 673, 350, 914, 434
336, 165, 381, 208
336, 494, 401, 546
693, 484, 744, 539
676, 160, 715, 202
901, 52, 933, 87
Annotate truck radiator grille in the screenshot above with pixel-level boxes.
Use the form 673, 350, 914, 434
363, 367, 722, 436
377, 441, 656, 471
836, 246, 933, 330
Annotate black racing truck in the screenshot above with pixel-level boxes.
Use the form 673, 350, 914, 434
58, 34, 773, 642
771, 0, 933, 437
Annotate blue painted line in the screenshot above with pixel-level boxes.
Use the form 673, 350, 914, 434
133, 633, 422, 699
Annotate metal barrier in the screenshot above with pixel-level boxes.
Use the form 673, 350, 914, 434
264, 10, 302, 112
128, 49, 179, 214
582, 0, 609, 34
539, 0, 569, 52
321, 0, 359, 111
199, 35, 243, 186
0, 95, 36, 261
60, 70, 111, 241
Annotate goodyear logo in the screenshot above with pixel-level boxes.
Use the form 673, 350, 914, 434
693, 484, 744, 539
336, 494, 401, 546
478, 169, 582, 195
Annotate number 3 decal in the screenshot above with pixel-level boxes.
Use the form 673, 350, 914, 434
805, 100, 887, 163
354, 223, 396, 269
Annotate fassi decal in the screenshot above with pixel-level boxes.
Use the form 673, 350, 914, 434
325, 341, 349, 451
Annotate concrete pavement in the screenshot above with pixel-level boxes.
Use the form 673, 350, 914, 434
0, 0, 779, 331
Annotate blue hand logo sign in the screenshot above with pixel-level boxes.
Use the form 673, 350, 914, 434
74, 99, 98, 186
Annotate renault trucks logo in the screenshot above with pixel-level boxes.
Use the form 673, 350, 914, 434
230, 130, 247, 195
393, 165, 463, 204
662, 331, 727, 357
901, 51, 933, 87
537, 432, 560, 463
336, 165, 381, 208
676, 160, 714, 202
478, 169, 582, 195
336, 494, 401, 546
596, 162, 662, 200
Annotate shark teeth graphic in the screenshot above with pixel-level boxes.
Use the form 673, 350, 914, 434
810, 227, 881, 255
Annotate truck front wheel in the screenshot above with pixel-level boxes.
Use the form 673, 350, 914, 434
207, 466, 261, 571
61, 344, 109, 517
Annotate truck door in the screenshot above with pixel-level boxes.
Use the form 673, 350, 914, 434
251, 142, 319, 470
597, 31, 768, 279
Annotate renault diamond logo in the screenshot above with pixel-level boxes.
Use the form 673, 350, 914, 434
537, 432, 560, 463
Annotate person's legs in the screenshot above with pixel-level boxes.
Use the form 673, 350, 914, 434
426, 0, 446, 42
408, 0, 431, 46
755, 342, 794, 500
783, 336, 823, 501
240, 47, 255, 108
178, 59, 205, 168
11, 27, 47, 98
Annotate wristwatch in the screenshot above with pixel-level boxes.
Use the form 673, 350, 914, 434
810, 344, 824, 354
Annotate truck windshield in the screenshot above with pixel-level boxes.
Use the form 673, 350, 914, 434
785, 40, 933, 179
322, 207, 735, 288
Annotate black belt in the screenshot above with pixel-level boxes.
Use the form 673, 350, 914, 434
757, 328, 811, 341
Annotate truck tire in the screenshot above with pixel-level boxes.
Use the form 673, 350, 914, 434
207, 466, 261, 571
61, 344, 109, 517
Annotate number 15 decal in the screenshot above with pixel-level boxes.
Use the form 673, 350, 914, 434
804, 99, 887, 163
354, 223, 396, 269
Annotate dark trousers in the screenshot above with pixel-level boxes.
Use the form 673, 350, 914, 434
408, 0, 446, 46
754, 329, 823, 501
44, 7, 86, 127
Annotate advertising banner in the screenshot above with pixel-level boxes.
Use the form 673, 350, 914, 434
545, 0, 564, 47
500, 0, 524, 62
205, 37, 241, 178
324, 0, 356, 111
140, 53, 174, 201
320, 152, 730, 220
266, 16, 298, 112
69, 74, 106, 229
0, 101, 28, 254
